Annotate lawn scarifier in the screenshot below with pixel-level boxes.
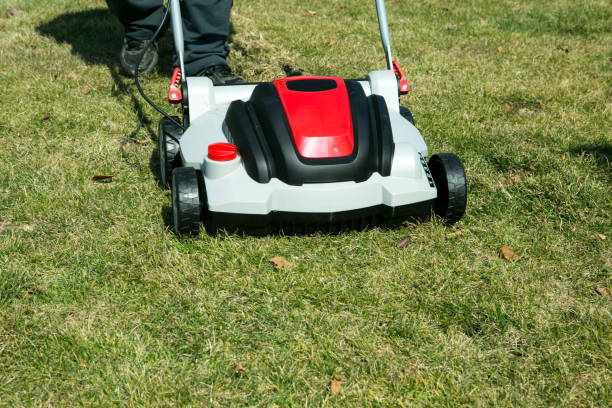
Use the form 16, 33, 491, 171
137, 0, 467, 236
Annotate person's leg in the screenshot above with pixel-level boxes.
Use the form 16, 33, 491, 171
106, 0, 164, 74
179, 0, 243, 83
179, 0, 231, 74
106, 0, 164, 40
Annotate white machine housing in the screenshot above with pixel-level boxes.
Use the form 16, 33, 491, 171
178, 69, 437, 219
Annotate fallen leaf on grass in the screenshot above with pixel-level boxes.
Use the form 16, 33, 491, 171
597, 233, 606, 240
270, 256, 293, 269
82, 85, 91, 94
500, 245, 518, 260
446, 229, 470, 239
513, 40, 521, 47
0, 25, 6, 30
330, 375, 342, 394
595, 287, 610, 298
302, 10, 316, 16
426, 70, 436, 75
504, 103, 515, 112
32, 285, 47, 295
92, 174, 114, 182
234, 362, 245, 375
41, 113, 50, 121
323, 39, 336, 46
396, 237, 411, 249
458, 21, 466, 25
497, 46, 503, 53
5, 8, 23, 18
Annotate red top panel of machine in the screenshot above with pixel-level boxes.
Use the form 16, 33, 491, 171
273, 76, 354, 159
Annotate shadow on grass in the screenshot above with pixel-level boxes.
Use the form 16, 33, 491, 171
37, 8, 172, 185
570, 144, 611, 172
36, 9, 119, 65
161, 204, 174, 232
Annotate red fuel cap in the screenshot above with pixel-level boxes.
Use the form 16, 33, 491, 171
208, 143, 237, 161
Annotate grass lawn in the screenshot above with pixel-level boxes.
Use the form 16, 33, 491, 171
1, 0, 611, 406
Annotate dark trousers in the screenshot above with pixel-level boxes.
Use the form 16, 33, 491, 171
106, 0, 233, 75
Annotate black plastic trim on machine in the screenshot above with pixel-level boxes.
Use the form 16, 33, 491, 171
285, 79, 338, 92
225, 80, 395, 186
202, 199, 434, 235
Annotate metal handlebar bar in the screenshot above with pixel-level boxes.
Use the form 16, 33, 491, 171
170, 0, 395, 74
375, 0, 394, 70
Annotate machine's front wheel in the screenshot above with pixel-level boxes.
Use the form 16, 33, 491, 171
158, 116, 183, 187
428, 153, 467, 224
171, 167, 201, 236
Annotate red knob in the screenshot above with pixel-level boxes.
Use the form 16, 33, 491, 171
208, 143, 237, 161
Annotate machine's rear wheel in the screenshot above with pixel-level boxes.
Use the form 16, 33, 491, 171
428, 153, 467, 224
399, 106, 415, 126
158, 116, 183, 187
171, 167, 201, 236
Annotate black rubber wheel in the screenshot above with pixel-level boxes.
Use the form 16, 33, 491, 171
158, 116, 183, 187
399, 106, 415, 126
428, 153, 467, 224
171, 167, 201, 236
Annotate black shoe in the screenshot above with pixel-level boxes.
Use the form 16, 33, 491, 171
120, 38, 158, 76
197, 64, 245, 85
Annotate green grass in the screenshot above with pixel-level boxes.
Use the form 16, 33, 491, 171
1, 0, 611, 406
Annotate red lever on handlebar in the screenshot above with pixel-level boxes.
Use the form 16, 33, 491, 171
392, 60, 410, 95
168, 67, 183, 104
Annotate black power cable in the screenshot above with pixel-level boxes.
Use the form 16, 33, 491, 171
134, 5, 185, 131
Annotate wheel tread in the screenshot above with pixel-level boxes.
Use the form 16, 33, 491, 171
159, 116, 183, 186
428, 153, 467, 224
172, 167, 201, 236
